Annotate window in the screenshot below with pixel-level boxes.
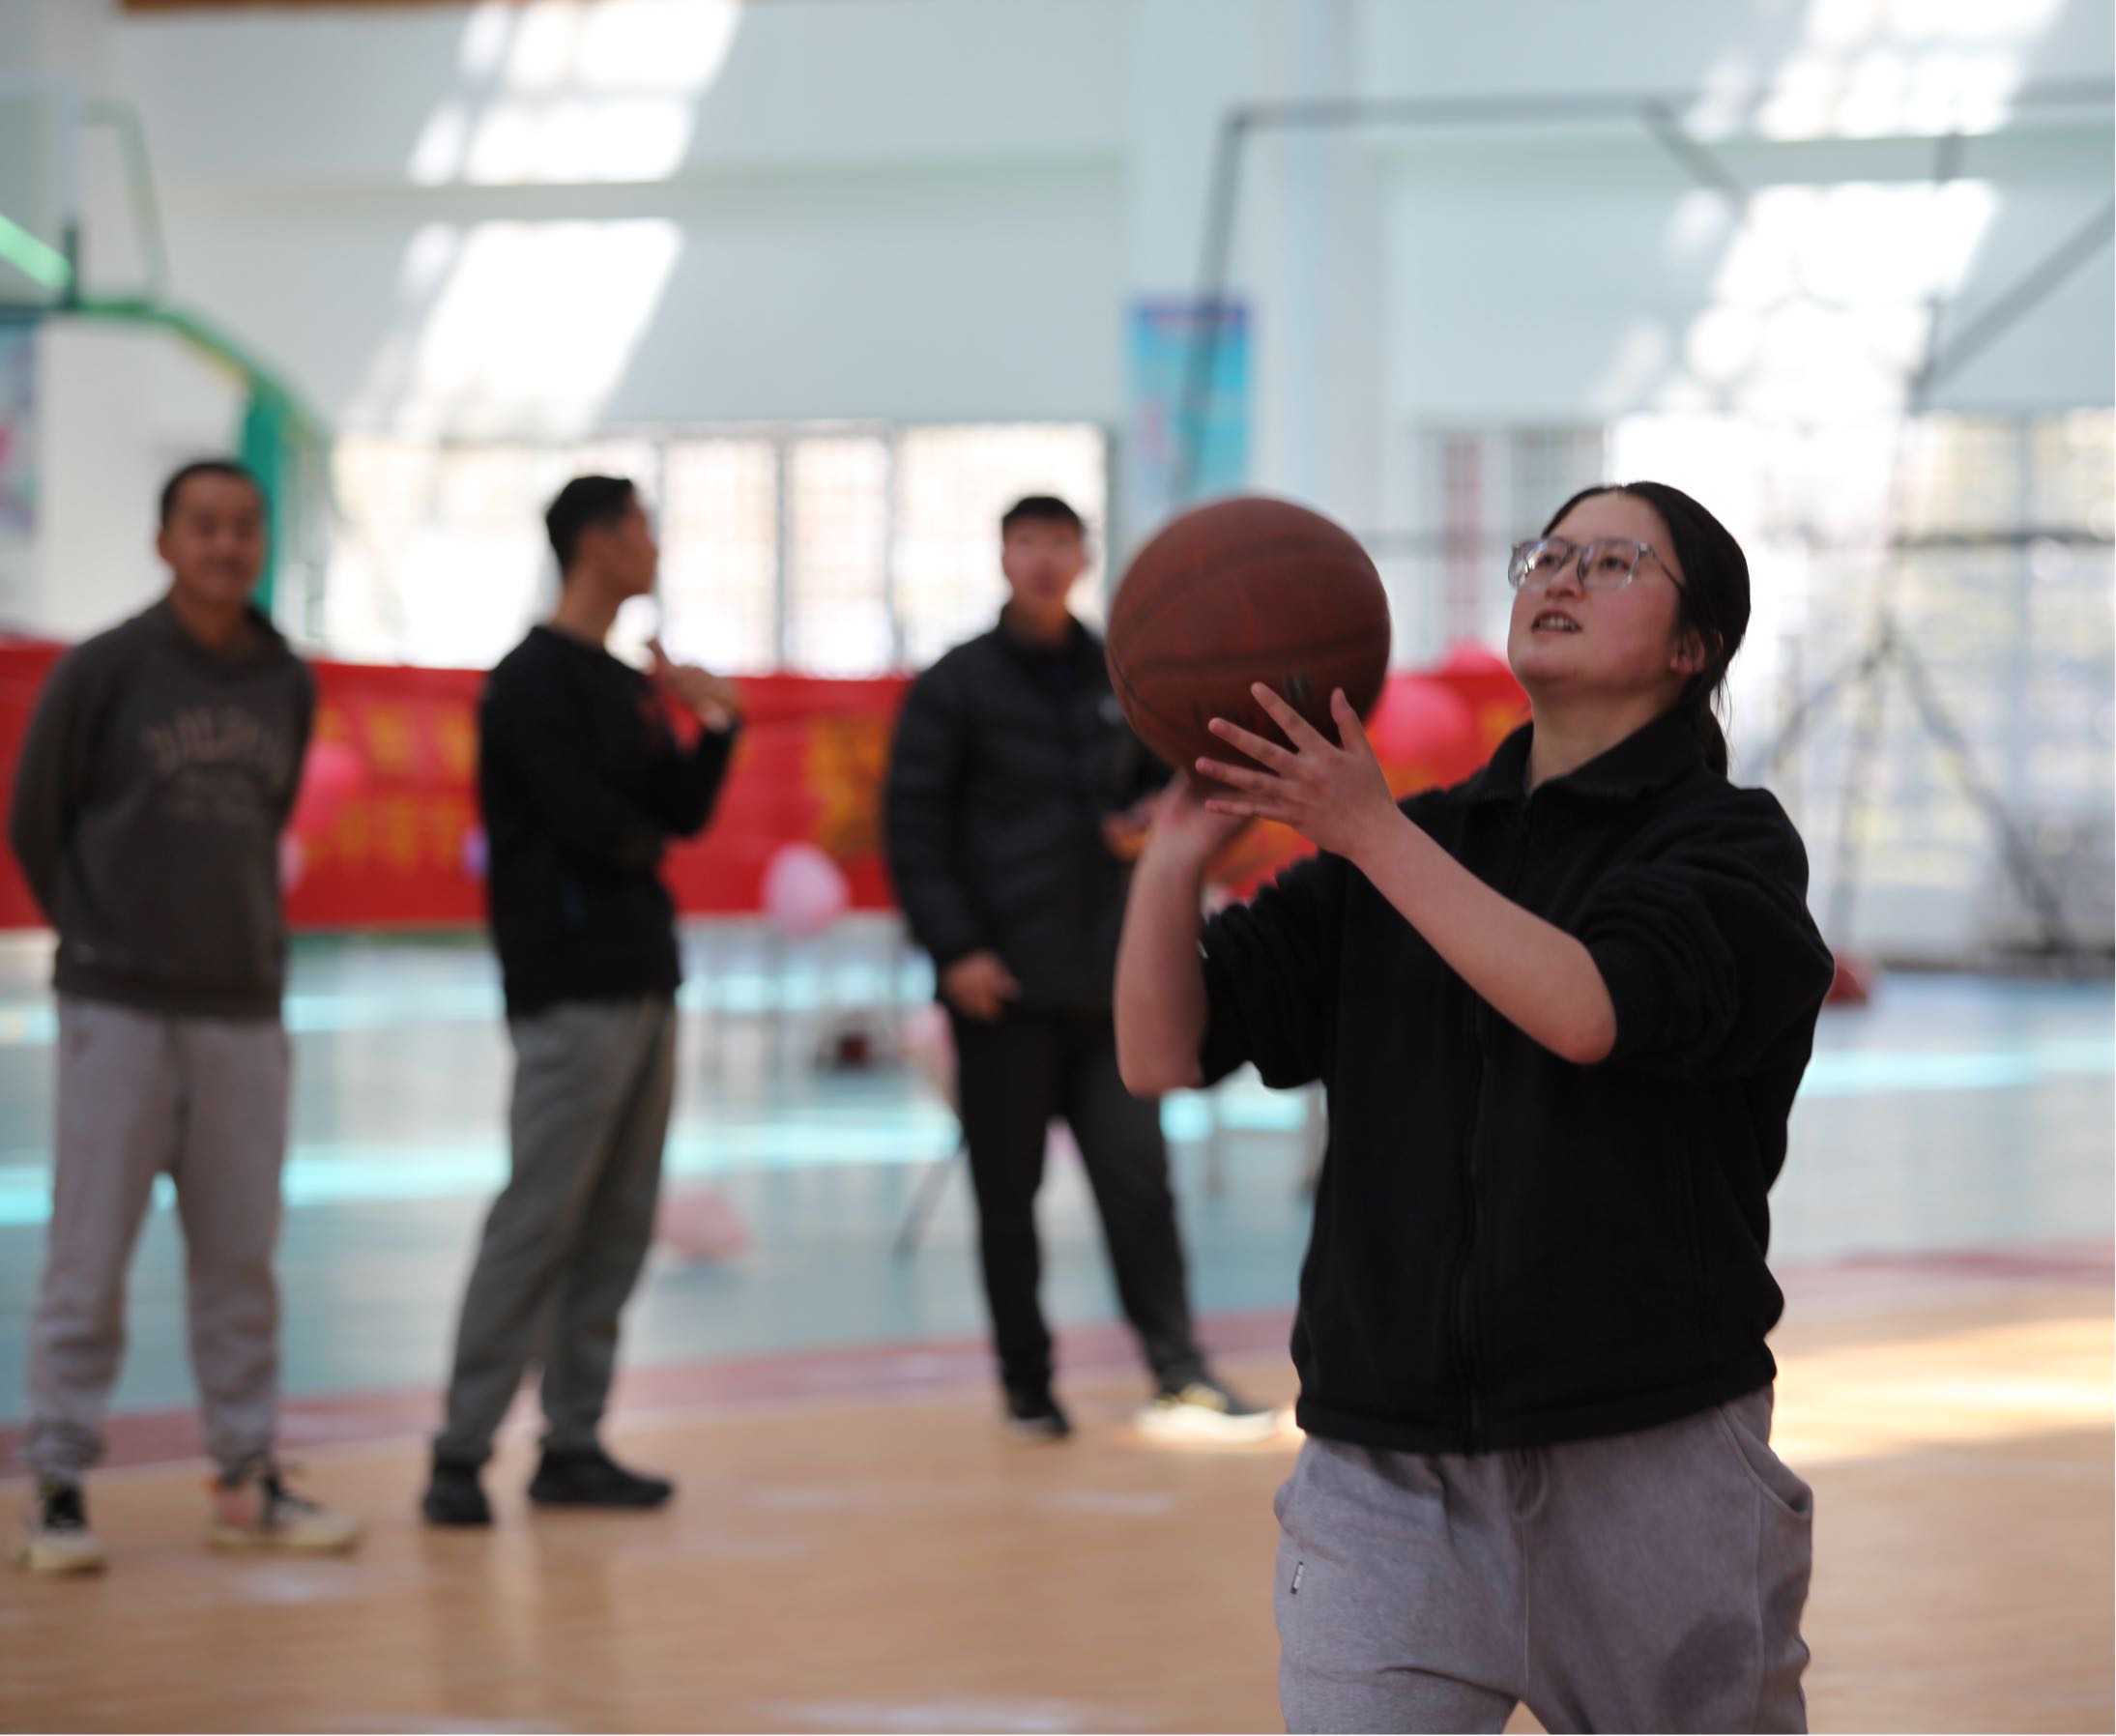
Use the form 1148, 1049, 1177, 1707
1413, 409, 2113, 955
656, 439, 777, 673
893, 423, 1109, 668
1399, 426, 1608, 662
323, 421, 1109, 675
785, 434, 891, 677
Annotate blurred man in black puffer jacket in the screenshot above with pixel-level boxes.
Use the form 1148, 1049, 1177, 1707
884, 496, 1272, 1444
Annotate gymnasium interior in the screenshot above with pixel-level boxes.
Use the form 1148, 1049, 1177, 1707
0, 1, 2110, 1731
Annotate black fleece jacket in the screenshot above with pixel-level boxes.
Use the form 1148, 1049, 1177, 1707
1200, 713, 1836, 1454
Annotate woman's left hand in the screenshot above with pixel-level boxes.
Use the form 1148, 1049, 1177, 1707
1195, 684, 1400, 864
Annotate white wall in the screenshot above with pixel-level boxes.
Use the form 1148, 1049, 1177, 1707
1354, 0, 2114, 100
2, 0, 2109, 965
158, 160, 1128, 435
3, 0, 233, 631
111, 1, 1130, 181
1378, 126, 2114, 428
114, 0, 1144, 439
5, 0, 2110, 610
31, 320, 243, 639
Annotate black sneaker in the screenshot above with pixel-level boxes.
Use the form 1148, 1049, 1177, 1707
421, 1458, 493, 1527
527, 1446, 674, 1510
15, 1477, 105, 1577
1003, 1386, 1073, 1442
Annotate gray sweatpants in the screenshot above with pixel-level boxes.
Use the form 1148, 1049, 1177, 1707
1274, 1386, 1812, 1734
25, 996, 291, 1483
434, 995, 676, 1465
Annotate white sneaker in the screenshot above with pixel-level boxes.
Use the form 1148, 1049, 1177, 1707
208, 1461, 362, 1555
15, 1478, 107, 1577
1134, 1379, 1286, 1445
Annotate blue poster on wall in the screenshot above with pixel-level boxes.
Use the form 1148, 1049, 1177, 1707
1125, 298, 1248, 539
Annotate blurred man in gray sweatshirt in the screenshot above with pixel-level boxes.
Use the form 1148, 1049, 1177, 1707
8, 459, 361, 1576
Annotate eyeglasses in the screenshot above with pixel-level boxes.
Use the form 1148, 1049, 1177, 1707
1506, 536, 1682, 593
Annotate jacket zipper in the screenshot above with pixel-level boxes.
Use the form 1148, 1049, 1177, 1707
1452, 1029, 1487, 1454
1453, 803, 1531, 1454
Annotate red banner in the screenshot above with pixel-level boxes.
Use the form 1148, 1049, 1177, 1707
0, 637, 1525, 932
0, 638, 63, 932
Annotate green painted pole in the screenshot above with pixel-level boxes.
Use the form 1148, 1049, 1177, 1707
238, 390, 286, 615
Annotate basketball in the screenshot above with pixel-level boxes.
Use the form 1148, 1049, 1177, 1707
1104, 496, 1392, 774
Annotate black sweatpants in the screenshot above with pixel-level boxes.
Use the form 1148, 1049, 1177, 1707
948, 1004, 1206, 1396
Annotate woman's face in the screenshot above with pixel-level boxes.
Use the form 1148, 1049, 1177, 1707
1505, 491, 1703, 709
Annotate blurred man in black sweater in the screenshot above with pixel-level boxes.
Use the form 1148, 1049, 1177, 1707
423, 477, 740, 1526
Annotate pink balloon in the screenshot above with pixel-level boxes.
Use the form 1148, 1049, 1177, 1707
291, 739, 367, 839
653, 1187, 751, 1262
1367, 676, 1478, 767
761, 841, 850, 939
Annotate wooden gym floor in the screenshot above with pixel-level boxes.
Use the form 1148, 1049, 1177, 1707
2, 1248, 2108, 1734
0, 941, 2109, 1730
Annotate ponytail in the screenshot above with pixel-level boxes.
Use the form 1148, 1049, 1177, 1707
1679, 684, 1729, 777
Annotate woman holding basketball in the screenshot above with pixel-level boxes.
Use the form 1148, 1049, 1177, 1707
1116, 482, 1834, 1734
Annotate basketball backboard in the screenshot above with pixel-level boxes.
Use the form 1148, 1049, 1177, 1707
0, 81, 75, 312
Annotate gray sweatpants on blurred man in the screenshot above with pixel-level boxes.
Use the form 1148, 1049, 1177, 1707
433, 995, 676, 1465
25, 996, 290, 1482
